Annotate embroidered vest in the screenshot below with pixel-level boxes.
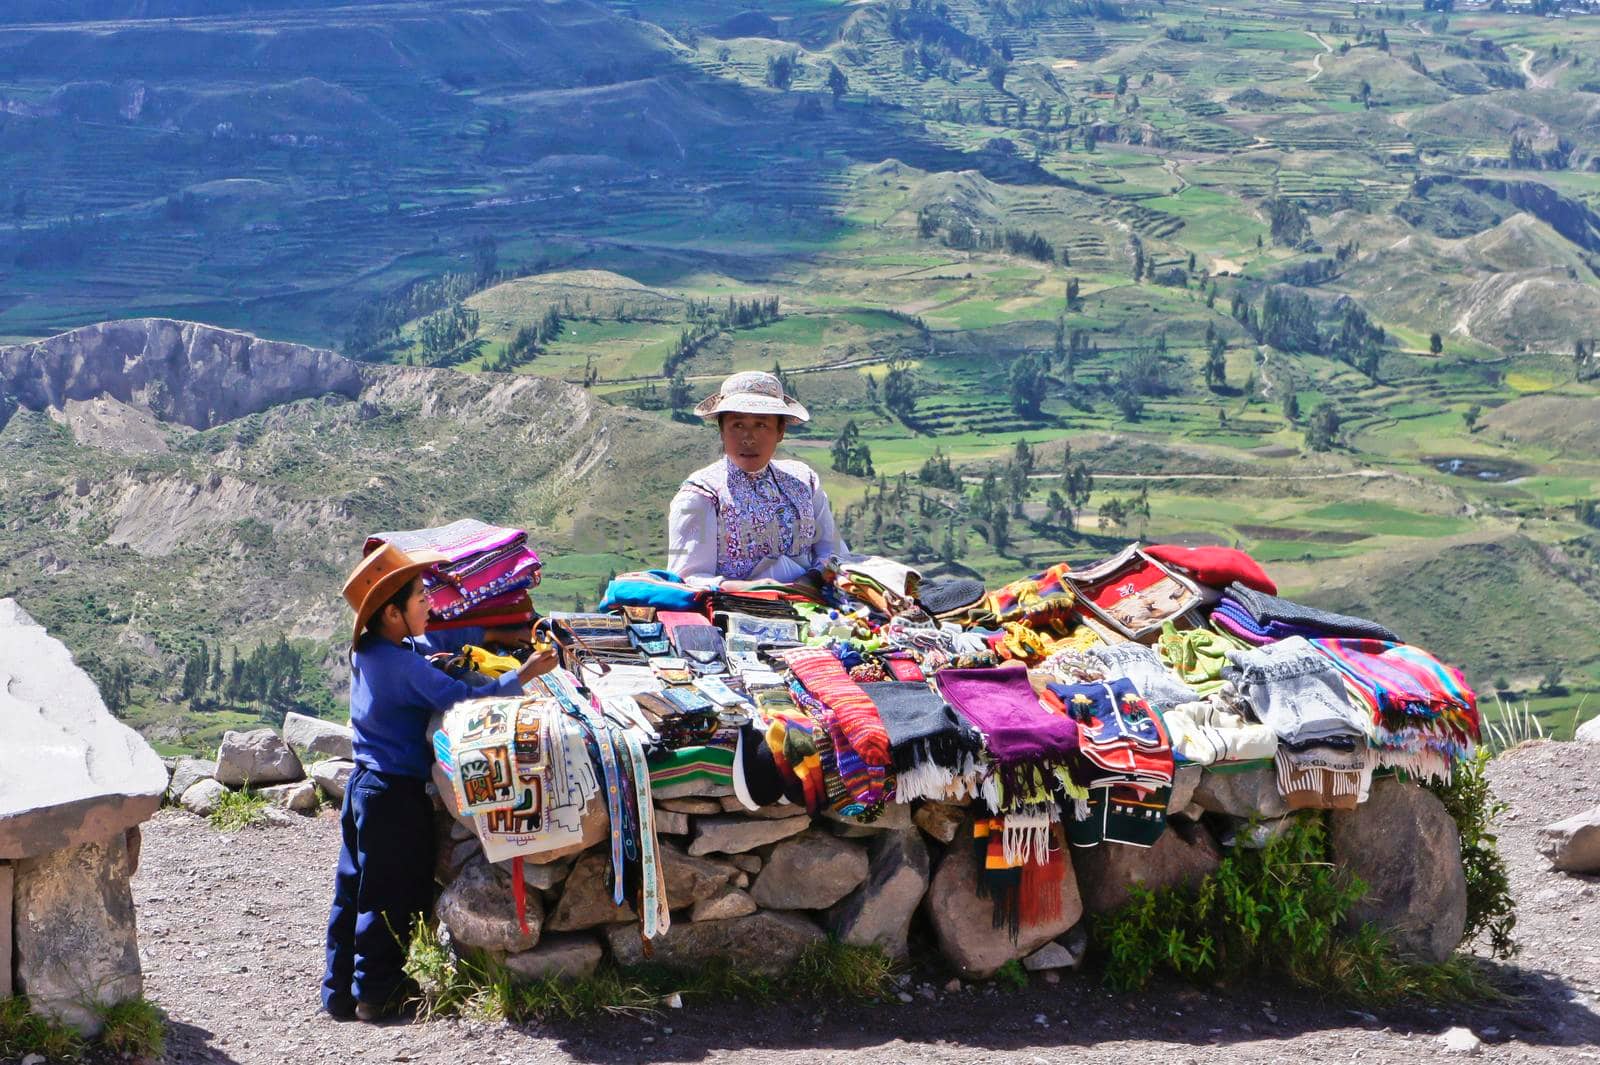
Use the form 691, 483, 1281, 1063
682, 458, 819, 580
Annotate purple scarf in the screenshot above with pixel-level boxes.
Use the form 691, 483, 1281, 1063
936, 666, 1079, 781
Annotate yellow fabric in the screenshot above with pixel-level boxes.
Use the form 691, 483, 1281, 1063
464, 645, 523, 678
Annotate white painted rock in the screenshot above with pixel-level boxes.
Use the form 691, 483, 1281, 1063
179, 779, 228, 817
215, 728, 303, 788
1575, 715, 1600, 745
281, 711, 354, 762
1438, 1027, 1481, 1055
0, 599, 167, 859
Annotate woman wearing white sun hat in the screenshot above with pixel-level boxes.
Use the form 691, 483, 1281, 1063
666, 370, 849, 585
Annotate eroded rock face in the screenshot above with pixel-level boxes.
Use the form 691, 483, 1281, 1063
1071, 818, 1222, 915
604, 909, 824, 978
0, 319, 363, 432
215, 728, 303, 788
0, 599, 168, 860
925, 819, 1082, 980
827, 830, 929, 959
1329, 778, 1467, 964
13, 836, 142, 1036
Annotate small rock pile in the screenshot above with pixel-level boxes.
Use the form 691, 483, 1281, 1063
429, 757, 1471, 982
169, 712, 357, 818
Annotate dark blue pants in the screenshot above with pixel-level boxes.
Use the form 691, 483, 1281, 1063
321, 765, 435, 1014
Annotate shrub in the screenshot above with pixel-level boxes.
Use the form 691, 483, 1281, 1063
1431, 748, 1517, 959
1091, 813, 1494, 1002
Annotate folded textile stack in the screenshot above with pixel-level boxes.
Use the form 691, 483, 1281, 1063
1211, 582, 1399, 645
935, 665, 1081, 855
368, 519, 541, 627
1046, 678, 1173, 848
1226, 637, 1375, 810
1311, 638, 1480, 783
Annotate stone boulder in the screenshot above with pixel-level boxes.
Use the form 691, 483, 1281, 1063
688, 813, 809, 856
548, 844, 736, 930
311, 759, 355, 805
1575, 715, 1600, 745
604, 910, 824, 978
261, 780, 319, 815
1329, 778, 1467, 964
215, 728, 303, 788
1071, 819, 1222, 915
1192, 763, 1289, 820
504, 933, 603, 983
913, 801, 964, 844
165, 758, 217, 803
282, 711, 354, 762
436, 855, 542, 954
828, 830, 930, 959
1538, 807, 1600, 874
925, 819, 1082, 979
750, 830, 869, 910
179, 779, 228, 817
12, 835, 142, 1036
691, 887, 757, 922
0, 599, 167, 860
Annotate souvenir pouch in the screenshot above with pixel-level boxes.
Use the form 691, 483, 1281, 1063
663, 685, 714, 713
1067, 544, 1204, 643
673, 625, 727, 675
716, 612, 800, 644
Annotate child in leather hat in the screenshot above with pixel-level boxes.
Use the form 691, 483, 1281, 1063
322, 543, 556, 1022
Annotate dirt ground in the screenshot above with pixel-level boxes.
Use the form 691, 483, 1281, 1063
120, 740, 1600, 1065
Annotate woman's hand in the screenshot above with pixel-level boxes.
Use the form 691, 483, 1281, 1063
517, 648, 561, 684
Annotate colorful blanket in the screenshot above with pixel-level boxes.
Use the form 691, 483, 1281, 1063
856, 680, 983, 802
935, 665, 1080, 816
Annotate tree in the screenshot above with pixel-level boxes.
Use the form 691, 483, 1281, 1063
1282, 390, 1301, 423
669, 371, 692, 416
990, 507, 1011, 552
987, 57, 1009, 91
1008, 353, 1047, 417
827, 62, 848, 102
1306, 403, 1342, 451
1066, 277, 1081, 309
1204, 333, 1227, 391
1429, 331, 1443, 355
1131, 237, 1145, 282
883, 357, 917, 420
830, 420, 874, 477
1098, 497, 1126, 531
1116, 72, 1129, 94
766, 50, 799, 90
1463, 404, 1481, 432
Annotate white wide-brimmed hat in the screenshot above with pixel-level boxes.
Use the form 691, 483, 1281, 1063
692, 370, 810, 424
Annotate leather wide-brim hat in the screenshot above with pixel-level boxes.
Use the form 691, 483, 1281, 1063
342, 542, 444, 648
693, 370, 809, 424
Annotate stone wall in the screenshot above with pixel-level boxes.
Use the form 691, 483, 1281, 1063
0, 599, 168, 1035
429, 759, 1470, 982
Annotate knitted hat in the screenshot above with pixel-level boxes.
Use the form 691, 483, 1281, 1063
693, 371, 809, 424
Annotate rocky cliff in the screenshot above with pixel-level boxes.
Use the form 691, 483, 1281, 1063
0, 318, 364, 432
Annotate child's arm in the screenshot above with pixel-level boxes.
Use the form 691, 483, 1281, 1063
404, 649, 526, 713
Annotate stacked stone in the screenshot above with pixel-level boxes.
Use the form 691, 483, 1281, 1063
429, 749, 1471, 980
170, 712, 357, 817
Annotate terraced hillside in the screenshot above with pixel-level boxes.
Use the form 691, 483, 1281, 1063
2, 0, 1599, 744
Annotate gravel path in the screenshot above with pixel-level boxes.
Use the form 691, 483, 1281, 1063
125, 741, 1600, 1065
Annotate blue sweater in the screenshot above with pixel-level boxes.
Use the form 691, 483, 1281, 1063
349, 632, 522, 778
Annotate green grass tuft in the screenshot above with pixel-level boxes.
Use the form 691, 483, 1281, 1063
0, 996, 85, 1062
993, 959, 1029, 992
95, 997, 166, 1059
208, 787, 269, 831
405, 919, 898, 1022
